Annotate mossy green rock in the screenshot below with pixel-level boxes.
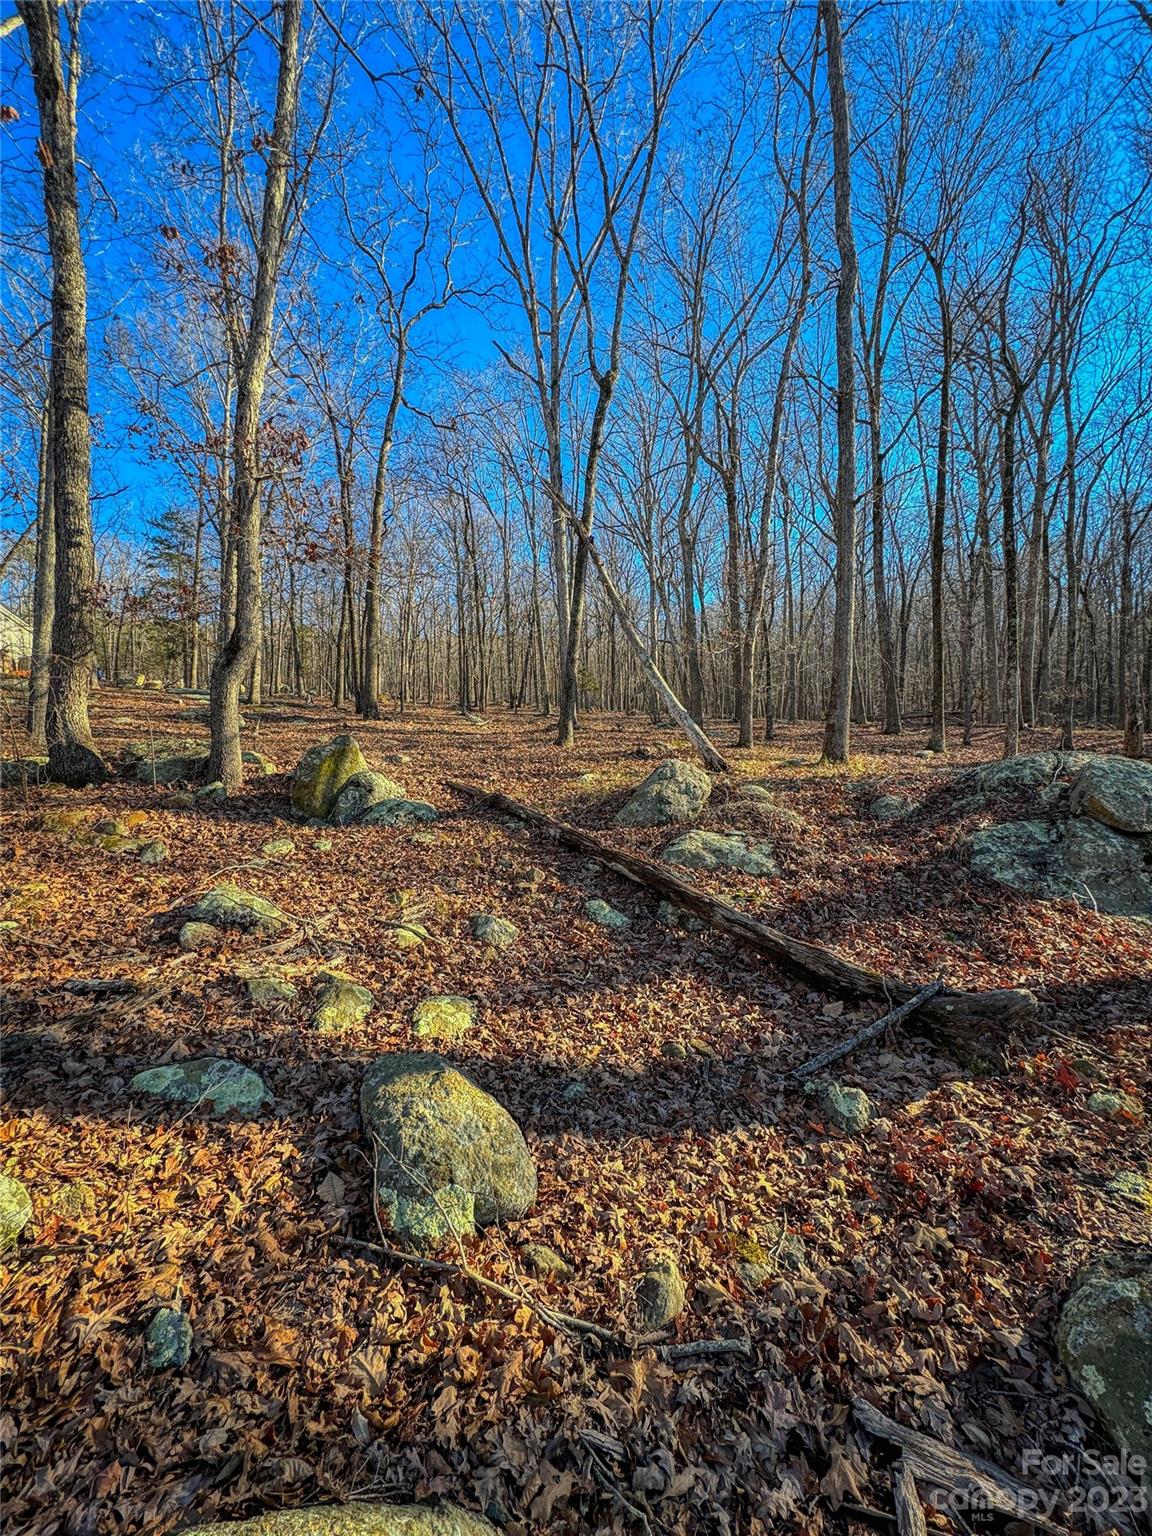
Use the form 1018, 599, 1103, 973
614, 759, 712, 827
314, 979, 374, 1035
0, 1173, 32, 1251
820, 1081, 875, 1133
261, 837, 295, 857
187, 883, 288, 935
393, 921, 431, 950
1087, 1090, 1144, 1122
520, 1243, 573, 1280
130, 1057, 271, 1117
585, 898, 630, 930
291, 735, 367, 819
139, 840, 167, 864
662, 830, 777, 875
145, 1305, 192, 1370
361, 1053, 537, 1247
195, 1501, 499, 1535
636, 1255, 686, 1330
470, 913, 518, 948
328, 771, 407, 825
1057, 1252, 1152, 1459
413, 995, 476, 1041
0, 756, 50, 787
870, 794, 913, 822
359, 798, 439, 828
247, 975, 298, 1006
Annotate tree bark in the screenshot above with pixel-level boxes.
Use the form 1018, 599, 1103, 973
18, 0, 104, 786
27, 398, 55, 750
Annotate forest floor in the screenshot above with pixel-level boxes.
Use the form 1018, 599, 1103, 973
1, 689, 1149, 1536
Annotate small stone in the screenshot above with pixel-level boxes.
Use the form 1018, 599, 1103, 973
138, 840, 167, 864
196, 780, 227, 804
145, 1305, 192, 1370
178, 921, 219, 951
520, 1243, 573, 1280
48, 1181, 95, 1221
247, 975, 298, 1007
0, 1173, 33, 1251
261, 837, 295, 857
820, 1081, 875, 1134
130, 1057, 271, 1117
1087, 1090, 1144, 1123
584, 898, 630, 930
869, 794, 913, 822
315, 837, 333, 851
313, 978, 374, 1035
470, 913, 519, 948
636, 1256, 686, 1331
661, 1040, 688, 1060
413, 995, 477, 1041
187, 883, 289, 935
168, 792, 196, 809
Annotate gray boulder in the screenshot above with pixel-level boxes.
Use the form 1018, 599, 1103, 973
361, 1053, 537, 1248
614, 759, 712, 827
969, 818, 1152, 917
1070, 757, 1152, 834
662, 830, 776, 875
636, 1256, 686, 1330
584, 898, 630, 930
470, 913, 519, 948
291, 735, 367, 819
328, 770, 407, 826
195, 1503, 499, 1536
1057, 1252, 1152, 1461
870, 794, 913, 822
130, 1058, 271, 1117
359, 798, 439, 828
969, 820, 1058, 899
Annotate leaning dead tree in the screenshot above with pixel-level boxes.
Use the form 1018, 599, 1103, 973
447, 781, 1038, 1054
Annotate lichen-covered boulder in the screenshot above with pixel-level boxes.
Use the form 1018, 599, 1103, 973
130, 1058, 271, 1117
0, 757, 50, 788
820, 1081, 875, 1134
870, 794, 913, 822
179, 921, 220, 952
969, 820, 1057, 898
359, 798, 438, 828
956, 751, 1094, 799
1057, 1252, 1152, 1460
187, 883, 289, 935
139, 840, 167, 864
1087, 1090, 1144, 1123
195, 1502, 500, 1536
261, 837, 295, 857
145, 1305, 192, 1370
328, 770, 407, 826
361, 1053, 536, 1248
1057, 817, 1152, 917
614, 759, 712, 827
585, 898, 630, 930
413, 996, 476, 1042
470, 913, 519, 948
1070, 757, 1152, 835
520, 1243, 573, 1280
313, 977, 374, 1035
661, 830, 776, 875
247, 975, 298, 1007
291, 735, 368, 819
0, 1173, 32, 1251
636, 1256, 686, 1330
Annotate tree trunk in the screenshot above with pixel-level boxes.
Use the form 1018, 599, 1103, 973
208, 0, 303, 791
819, 0, 859, 764
18, 0, 104, 786
27, 398, 55, 750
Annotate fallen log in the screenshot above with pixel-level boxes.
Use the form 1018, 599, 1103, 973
853, 1400, 1065, 1535
445, 781, 1037, 1049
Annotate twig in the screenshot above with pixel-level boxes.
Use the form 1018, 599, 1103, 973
892, 1459, 927, 1536
790, 981, 944, 1080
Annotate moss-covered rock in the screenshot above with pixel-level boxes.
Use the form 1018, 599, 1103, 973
179, 921, 220, 951
1057, 1252, 1152, 1459
145, 1305, 192, 1370
0, 757, 51, 788
614, 759, 712, 827
313, 978, 374, 1036
661, 830, 776, 875
195, 1501, 499, 1536
130, 1057, 271, 1117
1087, 1090, 1144, 1122
1070, 757, 1152, 835
413, 995, 476, 1042
261, 837, 295, 857
820, 1081, 875, 1134
328, 770, 407, 826
870, 794, 914, 822
585, 898, 630, 930
358, 798, 439, 828
470, 913, 518, 948
520, 1243, 573, 1280
0, 1173, 32, 1251
247, 975, 298, 1007
139, 840, 167, 864
392, 920, 431, 951
636, 1256, 686, 1330
187, 883, 289, 935
361, 1053, 537, 1247
291, 735, 367, 819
